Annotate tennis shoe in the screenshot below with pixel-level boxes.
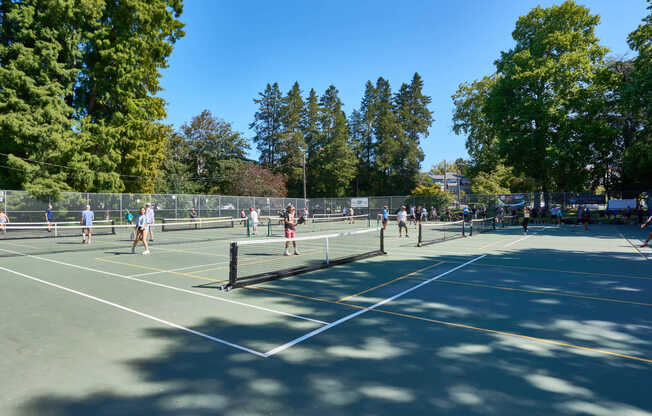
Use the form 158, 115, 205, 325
284, 250, 290, 256
294, 250, 300, 255
131, 248, 136, 254
142, 250, 150, 255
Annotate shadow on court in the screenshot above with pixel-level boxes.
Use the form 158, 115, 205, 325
4, 226, 652, 415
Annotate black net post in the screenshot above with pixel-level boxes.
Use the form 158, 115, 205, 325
380, 228, 386, 253
229, 242, 238, 288
462, 221, 466, 237
162, 218, 167, 232
417, 223, 423, 247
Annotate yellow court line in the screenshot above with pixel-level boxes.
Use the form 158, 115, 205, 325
94, 257, 223, 283
431, 280, 652, 307
442, 260, 652, 281
246, 286, 652, 364
151, 246, 228, 258
478, 237, 513, 250
621, 233, 647, 260
0, 241, 40, 249
338, 261, 446, 302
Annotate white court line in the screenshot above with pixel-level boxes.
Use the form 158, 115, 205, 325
0, 248, 328, 325
264, 255, 487, 357
128, 261, 229, 277
503, 226, 549, 248
0, 265, 267, 357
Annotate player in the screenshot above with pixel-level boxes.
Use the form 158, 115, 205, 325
189, 207, 198, 222
80, 205, 94, 244
522, 206, 530, 235
397, 205, 409, 238
145, 202, 155, 241
349, 207, 355, 223
0, 209, 9, 233
249, 207, 259, 235
409, 205, 416, 225
641, 214, 652, 247
125, 209, 134, 225
283, 204, 300, 256
45, 204, 54, 232
496, 206, 504, 225
381, 205, 389, 230
581, 205, 590, 231
132, 207, 150, 255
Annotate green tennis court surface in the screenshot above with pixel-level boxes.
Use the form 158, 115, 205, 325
2, 222, 651, 415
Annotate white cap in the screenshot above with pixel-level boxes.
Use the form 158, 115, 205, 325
86, 205, 90, 209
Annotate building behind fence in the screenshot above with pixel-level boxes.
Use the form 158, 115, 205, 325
0, 189, 647, 223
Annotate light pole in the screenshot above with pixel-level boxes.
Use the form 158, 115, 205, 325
303, 153, 307, 201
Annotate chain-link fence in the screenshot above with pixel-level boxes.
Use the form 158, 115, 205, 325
0, 190, 647, 223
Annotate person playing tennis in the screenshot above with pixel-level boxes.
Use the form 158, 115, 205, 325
132, 207, 150, 255
80, 205, 94, 244
145, 202, 155, 242
283, 204, 300, 256
522, 206, 530, 235
45, 204, 53, 232
640, 214, 652, 247
0, 208, 9, 233
249, 207, 259, 236
381, 205, 389, 230
397, 205, 409, 238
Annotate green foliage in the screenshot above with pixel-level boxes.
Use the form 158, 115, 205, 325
470, 164, 514, 195
279, 82, 307, 196
452, 76, 501, 174
310, 86, 357, 197
178, 110, 249, 194
410, 184, 455, 210
250, 83, 283, 168
486, 0, 608, 192
0, 0, 185, 195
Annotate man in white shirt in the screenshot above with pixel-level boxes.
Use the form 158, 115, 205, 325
145, 202, 155, 242
397, 205, 409, 238
249, 207, 259, 235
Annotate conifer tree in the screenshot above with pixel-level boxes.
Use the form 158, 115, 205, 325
250, 83, 283, 169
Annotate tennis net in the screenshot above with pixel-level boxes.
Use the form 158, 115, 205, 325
0, 220, 115, 240
469, 217, 496, 236
267, 214, 371, 237
161, 217, 247, 232
0, 219, 248, 258
417, 220, 465, 247
500, 215, 519, 227
222, 228, 386, 289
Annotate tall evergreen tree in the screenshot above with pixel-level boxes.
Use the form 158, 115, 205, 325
76, 0, 185, 192
250, 83, 283, 169
394, 72, 433, 193
310, 86, 357, 196
0, 0, 120, 197
301, 89, 321, 196
279, 82, 306, 196
350, 81, 377, 195
372, 77, 404, 193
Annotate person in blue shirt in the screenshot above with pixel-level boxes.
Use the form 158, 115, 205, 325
80, 205, 94, 244
381, 205, 389, 230
125, 210, 134, 225
45, 204, 53, 232
132, 207, 150, 255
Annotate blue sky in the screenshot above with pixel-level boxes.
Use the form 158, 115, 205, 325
159, 0, 648, 172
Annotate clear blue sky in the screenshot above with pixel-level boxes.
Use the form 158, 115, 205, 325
160, 0, 648, 172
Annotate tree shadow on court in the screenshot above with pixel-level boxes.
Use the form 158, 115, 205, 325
15, 237, 652, 416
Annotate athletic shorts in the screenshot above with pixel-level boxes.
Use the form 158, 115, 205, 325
285, 229, 295, 238
398, 221, 407, 228
382, 218, 388, 225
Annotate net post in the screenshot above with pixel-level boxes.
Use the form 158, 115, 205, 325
469, 221, 473, 236
417, 223, 422, 247
492, 217, 496, 230
462, 221, 465, 237
54, 223, 58, 237
230, 218, 235, 228
246, 218, 251, 237
267, 218, 272, 237
229, 242, 238, 288
380, 227, 386, 253
162, 218, 167, 232
325, 237, 330, 265
111, 220, 116, 235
